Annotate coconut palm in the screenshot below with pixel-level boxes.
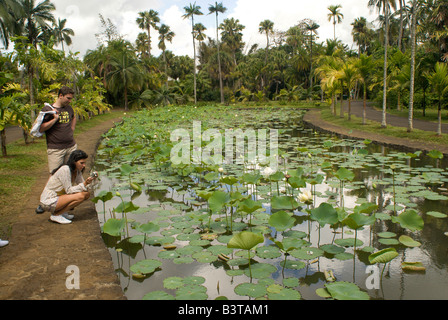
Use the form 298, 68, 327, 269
426, 63, 448, 136
182, 2, 203, 104
18, 0, 55, 47
158, 24, 175, 88
304, 20, 320, 92
136, 10, 160, 57
327, 4, 344, 40
351, 17, 368, 56
0, 0, 23, 49
368, 0, 397, 128
52, 18, 74, 52
208, 2, 227, 104
107, 41, 143, 111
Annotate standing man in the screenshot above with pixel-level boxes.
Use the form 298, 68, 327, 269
36, 86, 77, 214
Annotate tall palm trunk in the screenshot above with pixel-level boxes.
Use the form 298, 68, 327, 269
191, 18, 197, 105
408, 0, 417, 132
215, 14, 224, 104
381, 3, 389, 128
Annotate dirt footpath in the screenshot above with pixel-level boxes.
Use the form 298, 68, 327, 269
0, 117, 126, 300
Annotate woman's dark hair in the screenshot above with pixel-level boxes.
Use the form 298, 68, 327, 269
51, 149, 88, 175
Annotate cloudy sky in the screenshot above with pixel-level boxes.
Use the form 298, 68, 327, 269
52, 0, 379, 57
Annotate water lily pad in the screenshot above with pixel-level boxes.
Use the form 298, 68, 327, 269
391, 210, 424, 231
325, 281, 370, 300
143, 291, 175, 300
268, 287, 301, 300
378, 232, 396, 238
158, 250, 180, 260
176, 285, 208, 300
426, 211, 447, 218
334, 238, 364, 247
402, 262, 426, 272
163, 276, 184, 289
130, 259, 162, 275
244, 263, 277, 278
280, 260, 306, 270
192, 251, 218, 263
378, 238, 400, 245
369, 248, 399, 264
320, 244, 345, 255
290, 247, 324, 260
283, 277, 299, 288
398, 235, 421, 247
256, 246, 282, 259
234, 283, 267, 298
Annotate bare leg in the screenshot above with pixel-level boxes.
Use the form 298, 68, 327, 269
53, 192, 90, 215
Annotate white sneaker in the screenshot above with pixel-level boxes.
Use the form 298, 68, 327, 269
62, 212, 74, 220
50, 215, 72, 224
0, 239, 9, 247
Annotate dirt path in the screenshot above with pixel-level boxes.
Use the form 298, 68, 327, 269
0, 116, 126, 300
303, 101, 448, 156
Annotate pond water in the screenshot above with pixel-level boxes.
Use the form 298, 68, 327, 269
92, 106, 448, 300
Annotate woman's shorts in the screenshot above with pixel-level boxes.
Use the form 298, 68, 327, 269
40, 197, 59, 213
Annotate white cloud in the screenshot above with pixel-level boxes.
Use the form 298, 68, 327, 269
51, 0, 379, 57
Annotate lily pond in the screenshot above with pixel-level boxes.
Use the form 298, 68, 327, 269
92, 105, 448, 300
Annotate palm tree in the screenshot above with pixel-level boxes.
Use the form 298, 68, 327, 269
136, 10, 160, 57
107, 41, 143, 111
182, 2, 203, 104
18, 0, 55, 47
355, 54, 375, 125
158, 24, 175, 88
304, 20, 320, 92
208, 2, 227, 104
52, 18, 74, 52
351, 17, 368, 56
338, 58, 360, 121
220, 17, 245, 68
408, 0, 418, 132
426, 63, 448, 136
259, 19, 274, 92
368, 0, 397, 128
327, 4, 344, 40
0, 0, 23, 50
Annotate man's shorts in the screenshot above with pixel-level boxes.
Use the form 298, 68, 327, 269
47, 144, 77, 173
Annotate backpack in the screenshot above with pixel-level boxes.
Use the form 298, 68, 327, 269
30, 103, 56, 138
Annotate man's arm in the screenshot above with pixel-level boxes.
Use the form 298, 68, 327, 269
70, 114, 76, 132
39, 113, 59, 133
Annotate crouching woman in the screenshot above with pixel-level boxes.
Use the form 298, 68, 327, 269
40, 149, 96, 224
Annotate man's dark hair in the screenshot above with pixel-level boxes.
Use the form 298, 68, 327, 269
58, 86, 74, 97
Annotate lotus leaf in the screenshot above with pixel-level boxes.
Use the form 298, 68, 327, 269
310, 203, 339, 227
391, 210, 424, 231
398, 235, 421, 247
369, 248, 399, 264
130, 259, 162, 275
325, 281, 370, 300
175, 285, 208, 300
227, 231, 264, 250
268, 210, 295, 231
271, 195, 299, 210
143, 291, 175, 300
234, 283, 267, 298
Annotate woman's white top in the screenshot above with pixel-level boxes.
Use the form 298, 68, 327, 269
40, 165, 87, 206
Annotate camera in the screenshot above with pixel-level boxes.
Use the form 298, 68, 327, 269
90, 171, 98, 178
